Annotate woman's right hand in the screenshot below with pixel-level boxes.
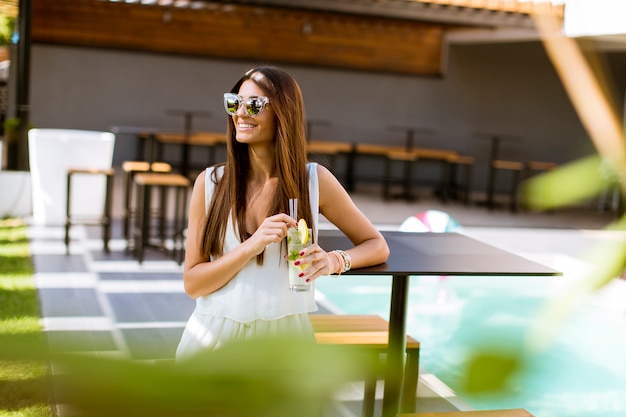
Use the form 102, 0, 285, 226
245, 213, 297, 256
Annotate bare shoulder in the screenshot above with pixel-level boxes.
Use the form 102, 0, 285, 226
193, 169, 207, 189
316, 164, 352, 210
316, 163, 342, 187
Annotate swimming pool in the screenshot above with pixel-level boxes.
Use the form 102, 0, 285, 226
316, 273, 626, 417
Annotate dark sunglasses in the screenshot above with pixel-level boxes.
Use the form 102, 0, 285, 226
223, 93, 270, 117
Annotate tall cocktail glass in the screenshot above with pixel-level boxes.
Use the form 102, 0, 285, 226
287, 227, 312, 292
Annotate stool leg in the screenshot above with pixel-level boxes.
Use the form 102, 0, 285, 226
158, 185, 167, 249
173, 186, 181, 263
180, 186, 189, 264
155, 138, 163, 164
103, 173, 114, 253
441, 161, 453, 204
403, 160, 415, 202
401, 349, 420, 413
123, 170, 133, 242
135, 183, 149, 264
464, 164, 473, 206
510, 170, 520, 213
345, 145, 356, 192
174, 186, 185, 264
65, 172, 72, 255
486, 164, 496, 210
208, 145, 216, 166
383, 158, 392, 201
126, 173, 137, 253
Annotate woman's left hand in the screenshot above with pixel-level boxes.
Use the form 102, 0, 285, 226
293, 244, 339, 283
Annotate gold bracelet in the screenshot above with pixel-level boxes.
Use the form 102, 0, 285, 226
329, 251, 344, 277
331, 250, 351, 274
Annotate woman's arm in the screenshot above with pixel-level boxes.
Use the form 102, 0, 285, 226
182, 170, 297, 299
317, 164, 389, 270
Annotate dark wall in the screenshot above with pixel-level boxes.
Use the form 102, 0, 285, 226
28, 40, 624, 193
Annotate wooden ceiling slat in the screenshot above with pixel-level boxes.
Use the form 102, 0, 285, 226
32, 0, 446, 76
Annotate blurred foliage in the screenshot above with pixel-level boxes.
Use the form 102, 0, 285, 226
522, 154, 615, 211
463, 350, 523, 394
1, 336, 375, 417
459, 12, 626, 398
0, 14, 15, 46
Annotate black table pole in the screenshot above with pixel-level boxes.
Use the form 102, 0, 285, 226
486, 135, 501, 209
382, 274, 410, 417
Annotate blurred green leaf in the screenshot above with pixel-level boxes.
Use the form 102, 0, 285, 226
0, 15, 16, 46
462, 350, 523, 395
45, 337, 373, 417
522, 154, 612, 211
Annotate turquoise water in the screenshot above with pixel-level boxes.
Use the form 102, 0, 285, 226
316, 274, 626, 417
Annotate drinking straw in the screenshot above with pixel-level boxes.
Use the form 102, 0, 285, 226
289, 198, 297, 220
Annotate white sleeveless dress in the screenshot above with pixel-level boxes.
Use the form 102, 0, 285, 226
175, 163, 319, 359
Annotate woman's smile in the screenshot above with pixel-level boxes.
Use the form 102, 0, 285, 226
237, 122, 257, 130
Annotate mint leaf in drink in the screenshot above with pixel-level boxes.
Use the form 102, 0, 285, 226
288, 249, 300, 261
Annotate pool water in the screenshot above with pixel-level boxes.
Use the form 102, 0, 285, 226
316, 274, 626, 417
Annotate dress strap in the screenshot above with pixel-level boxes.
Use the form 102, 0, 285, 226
204, 165, 224, 216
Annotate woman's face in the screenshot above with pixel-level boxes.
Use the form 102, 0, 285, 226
232, 80, 276, 147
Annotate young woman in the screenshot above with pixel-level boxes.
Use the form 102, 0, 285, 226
176, 66, 389, 358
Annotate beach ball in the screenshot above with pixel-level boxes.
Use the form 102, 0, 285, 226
399, 210, 460, 233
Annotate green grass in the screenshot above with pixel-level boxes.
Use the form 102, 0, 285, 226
0, 219, 53, 417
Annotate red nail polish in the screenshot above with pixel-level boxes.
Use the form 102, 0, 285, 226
298, 272, 304, 278
294, 261, 300, 266
299, 251, 305, 256
306, 278, 310, 283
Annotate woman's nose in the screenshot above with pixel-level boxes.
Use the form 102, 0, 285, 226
235, 102, 247, 116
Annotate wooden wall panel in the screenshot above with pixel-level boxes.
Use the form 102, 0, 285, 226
32, 0, 446, 76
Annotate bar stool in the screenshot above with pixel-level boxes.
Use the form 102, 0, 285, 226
121, 161, 172, 244
310, 314, 420, 417
486, 159, 524, 212
384, 150, 419, 201
444, 154, 475, 205
65, 167, 115, 255
133, 172, 190, 264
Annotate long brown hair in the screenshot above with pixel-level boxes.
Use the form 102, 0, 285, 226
201, 66, 313, 264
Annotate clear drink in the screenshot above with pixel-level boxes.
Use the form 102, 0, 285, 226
287, 227, 312, 292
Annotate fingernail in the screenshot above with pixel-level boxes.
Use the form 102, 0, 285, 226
299, 251, 305, 256
306, 279, 310, 283
299, 272, 304, 278
294, 261, 300, 266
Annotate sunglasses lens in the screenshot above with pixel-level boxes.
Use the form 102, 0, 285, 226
224, 94, 268, 117
246, 98, 264, 116
224, 95, 240, 115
